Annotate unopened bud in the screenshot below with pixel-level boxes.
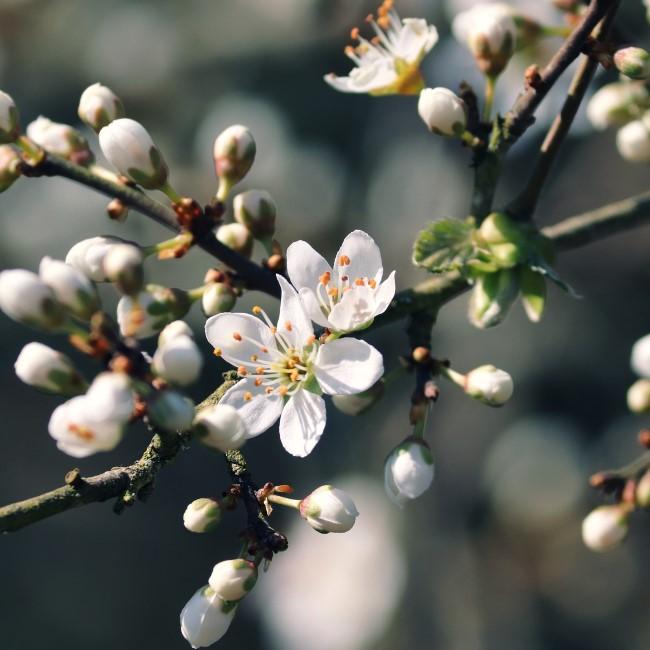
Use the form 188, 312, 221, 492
152, 335, 203, 386
194, 404, 248, 452
26, 116, 94, 165
213, 125, 256, 200
627, 379, 650, 413
158, 320, 194, 347
613, 47, 650, 81
582, 504, 630, 552
468, 269, 518, 329
616, 113, 650, 163
418, 87, 467, 136
65, 235, 130, 282
78, 83, 125, 132
299, 485, 359, 534
233, 190, 276, 240
148, 390, 195, 432
332, 380, 385, 416
0, 90, 20, 143
479, 212, 526, 268
183, 498, 221, 533
99, 118, 168, 189
15, 342, 85, 395
636, 470, 650, 508
586, 82, 650, 130
631, 332, 650, 377
102, 243, 144, 295
0, 269, 65, 329
180, 586, 236, 649
201, 282, 237, 316
0, 144, 20, 191
216, 223, 253, 258
384, 438, 434, 507
107, 198, 128, 222
464, 364, 513, 406
208, 559, 258, 601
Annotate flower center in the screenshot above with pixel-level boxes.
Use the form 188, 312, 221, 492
315, 255, 377, 317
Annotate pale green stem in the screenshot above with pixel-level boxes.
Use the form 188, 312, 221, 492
142, 231, 194, 257
483, 75, 498, 122
383, 364, 407, 388
540, 25, 572, 38
412, 401, 432, 439
187, 286, 208, 302
267, 494, 301, 510
88, 164, 120, 183
16, 135, 43, 162
160, 181, 183, 204
439, 365, 466, 389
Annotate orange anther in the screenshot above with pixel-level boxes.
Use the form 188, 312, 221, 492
285, 321, 293, 332
350, 27, 360, 40
319, 271, 331, 285
306, 335, 316, 345
252, 305, 262, 314
233, 332, 242, 341
278, 386, 288, 396
244, 391, 253, 401
261, 346, 269, 353
265, 387, 274, 394
256, 367, 265, 375
255, 378, 263, 387
355, 278, 364, 286
213, 348, 222, 357
250, 354, 258, 362
368, 279, 377, 289
238, 366, 248, 376
328, 287, 339, 298
338, 254, 351, 266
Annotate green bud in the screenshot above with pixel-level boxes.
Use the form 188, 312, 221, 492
468, 269, 518, 329
519, 267, 546, 322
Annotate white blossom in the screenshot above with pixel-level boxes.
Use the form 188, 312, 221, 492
208, 559, 258, 601
464, 364, 513, 406
286, 230, 396, 334
201, 283, 236, 317
586, 82, 649, 130
582, 504, 630, 552
205, 276, 383, 457
0, 90, 19, 143
39, 256, 99, 320
180, 586, 236, 649
631, 332, 650, 377
98, 117, 169, 189
299, 485, 359, 533
26, 116, 93, 164
0, 269, 65, 329
384, 439, 434, 507
148, 390, 195, 433
616, 113, 650, 163
194, 403, 248, 452
158, 320, 194, 347
183, 498, 221, 533
78, 82, 125, 131
325, 3, 438, 95
65, 236, 130, 282
15, 342, 84, 395
417, 87, 467, 136
152, 335, 203, 386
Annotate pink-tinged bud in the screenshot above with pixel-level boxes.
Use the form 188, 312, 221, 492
417, 87, 467, 136
180, 586, 236, 648
613, 47, 650, 81
581, 504, 630, 552
299, 485, 359, 534
26, 116, 94, 165
233, 189, 276, 240
201, 282, 236, 316
208, 559, 258, 601
0, 144, 21, 191
78, 83, 125, 132
0, 90, 20, 143
194, 404, 248, 452
183, 498, 221, 533
213, 125, 256, 201
99, 118, 168, 189
216, 223, 253, 258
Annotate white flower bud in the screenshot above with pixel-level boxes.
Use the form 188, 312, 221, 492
299, 485, 359, 534
194, 404, 248, 452
613, 47, 650, 81
78, 83, 125, 132
102, 243, 145, 295
183, 498, 221, 533
468, 270, 518, 329
582, 504, 630, 552
233, 190, 276, 240
0, 144, 21, 191
213, 125, 256, 200
65, 235, 130, 282
117, 285, 191, 339
152, 335, 203, 386
201, 282, 236, 317
99, 118, 168, 189
158, 320, 194, 347
148, 390, 195, 432
180, 586, 236, 649
26, 116, 94, 165
48, 394, 125, 457
0, 269, 65, 329
332, 380, 384, 416
452, 3, 516, 76
631, 332, 650, 377
616, 114, 650, 163
627, 379, 650, 413
464, 364, 513, 406
38, 256, 99, 320
586, 82, 649, 130
417, 87, 467, 136
85, 372, 135, 423
384, 438, 434, 507
0, 90, 20, 143
208, 559, 258, 601
216, 223, 253, 258
15, 342, 85, 395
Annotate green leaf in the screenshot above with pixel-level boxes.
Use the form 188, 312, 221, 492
529, 257, 581, 299
413, 218, 476, 274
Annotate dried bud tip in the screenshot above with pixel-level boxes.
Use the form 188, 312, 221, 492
107, 198, 128, 222
411, 346, 430, 363
265, 254, 285, 272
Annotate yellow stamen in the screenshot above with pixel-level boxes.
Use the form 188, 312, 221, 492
290, 370, 299, 382
368, 279, 377, 289
250, 354, 258, 362
252, 306, 262, 314
213, 348, 222, 357
328, 287, 339, 298
278, 386, 288, 396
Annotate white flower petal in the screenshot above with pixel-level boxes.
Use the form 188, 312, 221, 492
286, 240, 332, 293
279, 389, 326, 457
205, 312, 277, 369
276, 276, 314, 347
373, 270, 396, 316
333, 230, 383, 285
298, 288, 331, 328
219, 377, 283, 437
394, 19, 439, 63
324, 59, 399, 95
328, 285, 377, 333
314, 338, 383, 396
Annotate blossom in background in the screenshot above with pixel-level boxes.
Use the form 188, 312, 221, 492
180, 586, 236, 649
324, 0, 438, 95
286, 229, 395, 333
205, 276, 383, 457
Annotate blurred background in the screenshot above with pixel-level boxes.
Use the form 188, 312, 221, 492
0, 0, 649, 648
